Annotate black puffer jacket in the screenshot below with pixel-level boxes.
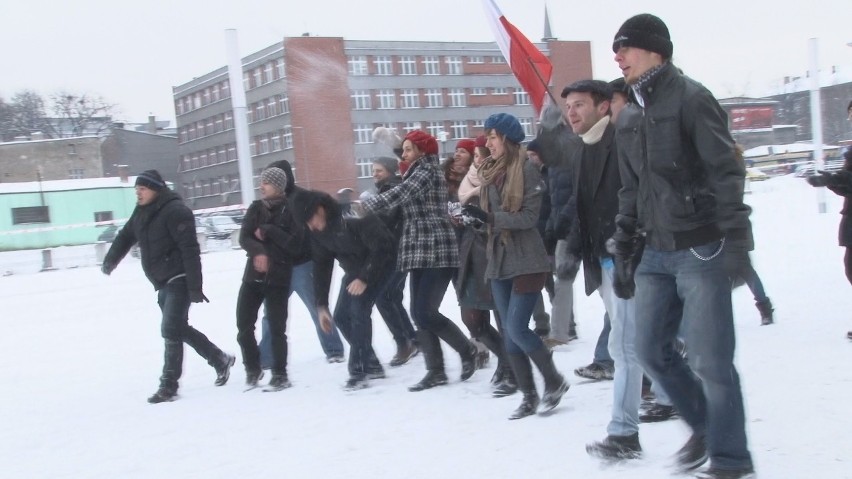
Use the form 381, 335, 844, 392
239, 196, 301, 286
291, 191, 395, 308
375, 174, 404, 241
105, 190, 202, 292
266, 159, 314, 265
536, 122, 580, 242
614, 63, 752, 251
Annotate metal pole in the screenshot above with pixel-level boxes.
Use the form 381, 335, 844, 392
225, 29, 255, 205
809, 38, 826, 214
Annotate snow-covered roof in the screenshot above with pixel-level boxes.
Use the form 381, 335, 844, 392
744, 142, 840, 158
0, 135, 100, 146
0, 176, 171, 194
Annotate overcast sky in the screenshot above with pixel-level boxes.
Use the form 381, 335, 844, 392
2, 0, 850, 124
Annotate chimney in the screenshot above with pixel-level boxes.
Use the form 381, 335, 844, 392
147, 115, 157, 134
117, 165, 130, 183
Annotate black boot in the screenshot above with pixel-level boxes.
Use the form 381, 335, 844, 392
756, 298, 774, 325
675, 432, 708, 472
492, 364, 518, 398
476, 325, 517, 397
409, 330, 448, 392
506, 353, 538, 419
529, 347, 569, 411
434, 322, 478, 381
147, 387, 177, 404
586, 433, 642, 460
214, 353, 236, 386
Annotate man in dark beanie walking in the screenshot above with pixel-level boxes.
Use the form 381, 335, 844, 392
102, 169, 235, 403
609, 14, 755, 479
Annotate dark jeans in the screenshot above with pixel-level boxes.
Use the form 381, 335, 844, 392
259, 261, 344, 367
333, 273, 388, 379
374, 270, 416, 346
845, 247, 852, 286
490, 278, 545, 355
734, 254, 769, 303
593, 312, 614, 367
157, 277, 224, 391
634, 241, 752, 471
237, 280, 289, 376
408, 267, 456, 332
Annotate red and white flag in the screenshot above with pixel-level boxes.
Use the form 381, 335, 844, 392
482, 0, 553, 115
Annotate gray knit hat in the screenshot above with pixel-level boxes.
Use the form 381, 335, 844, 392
372, 156, 399, 175
260, 167, 288, 194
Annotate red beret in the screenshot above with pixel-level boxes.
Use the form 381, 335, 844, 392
456, 139, 475, 157
474, 135, 487, 148
404, 130, 439, 155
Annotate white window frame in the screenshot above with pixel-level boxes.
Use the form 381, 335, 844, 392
468, 56, 484, 64
471, 87, 486, 96
401, 89, 419, 109
374, 56, 393, 75
398, 56, 417, 75
348, 56, 368, 76
451, 121, 468, 139
514, 90, 530, 105
425, 88, 442, 108
377, 89, 395, 109
445, 56, 462, 75
351, 90, 371, 110
448, 88, 466, 107
354, 124, 373, 144
423, 56, 440, 75
356, 157, 373, 179
492, 87, 508, 95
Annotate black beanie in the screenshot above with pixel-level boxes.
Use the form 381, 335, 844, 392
135, 170, 166, 191
612, 13, 673, 60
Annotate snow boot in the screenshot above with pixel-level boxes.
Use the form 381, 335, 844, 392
434, 323, 478, 381
574, 362, 614, 380
265, 373, 291, 391
586, 432, 642, 460
246, 369, 265, 387
529, 347, 569, 411
214, 353, 236, 386
756, 299, 774, 325
409, 330, 448, 392
506, 353, 538, 419
147, 387, 177, 404
343, 376, 370, 391
389, 339, 418, 367
639, 403, 679, 423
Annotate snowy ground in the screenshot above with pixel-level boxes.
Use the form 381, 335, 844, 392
1, 175, 849, 479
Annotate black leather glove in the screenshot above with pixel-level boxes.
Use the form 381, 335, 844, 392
189, 290, 210, 303
461, 204, 492, 225
722, 241, 750, 289
806, 171, 833, 187
101, 261, 116, 276
606, 235, 644, 300
542, 230, 557, 256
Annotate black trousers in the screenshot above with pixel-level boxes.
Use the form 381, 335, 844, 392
237, 280, 289, 376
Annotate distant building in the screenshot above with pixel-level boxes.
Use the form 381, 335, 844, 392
0, 136, 104, 183
101, 116, 179, 185
0, 176, 142, 250
718, 97, 797, 150
173, 36, 593, 209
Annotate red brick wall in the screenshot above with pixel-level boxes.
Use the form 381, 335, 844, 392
548, 41, 594, 98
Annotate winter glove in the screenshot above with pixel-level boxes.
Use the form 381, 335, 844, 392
542, 230, 557, 256
605, 235, 644, 300
721, 239, 750, 289
189, 290, 210, 303
461, 204, 492, 225
805, 171, 834, 187
554, 240, 580, 280
100, 261, 116, 276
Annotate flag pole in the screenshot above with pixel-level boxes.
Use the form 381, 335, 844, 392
527, 57, 567, 123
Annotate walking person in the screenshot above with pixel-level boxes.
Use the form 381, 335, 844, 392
370, 156, 418, 366
257, 160, 345, 365
610, 14, 755, 478
362, 130, 478, 392
101, 170, 234, 403
806, 147, 852, 339
235, 167, 295, 391
294, 190, 396, 390
462, 113, 569, 419
456, 136, 517, 397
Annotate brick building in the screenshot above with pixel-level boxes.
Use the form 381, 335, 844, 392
0, 135, 103, 183
172, 36, 592, 209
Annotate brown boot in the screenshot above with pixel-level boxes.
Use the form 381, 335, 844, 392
389, 340, 419, 367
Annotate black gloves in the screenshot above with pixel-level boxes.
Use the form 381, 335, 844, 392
189, 290, 210, 303
542, 230, 557, 256
806, 171, 834, 188
606, 235, 644, 300
101, 261, 116, 276
554, 240, 580, 280
461, 204, 492, 225
722, 240, 750, 289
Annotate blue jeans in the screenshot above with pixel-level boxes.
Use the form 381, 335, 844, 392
737, 254, 769, 304
374, 270, 416, 346
490, 278, 544, 355
599, 261, 643, 437
593, 313, 614, 366
157, 277, 223, 390
333, 273, 388, 379
260, 261, 344, 367
634, 241, 752, 471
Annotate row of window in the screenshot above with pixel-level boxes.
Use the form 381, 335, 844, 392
351, 88, 529, 110
248, 95, 289, 124
249, 128, 295, 157
175, 79, 231, 116
347, 55, 507, 76
183, 176, 241, 199
243, 58, 286, 91
353, 118, 534, 146
178, 112, 235, 144
180, 143, 238, 172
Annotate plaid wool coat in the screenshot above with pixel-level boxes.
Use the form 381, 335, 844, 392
363, 154, 460, 271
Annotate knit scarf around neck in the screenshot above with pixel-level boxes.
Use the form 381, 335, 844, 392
579, 116, 610, 145
477, 152, 525, 253
458, 163, 483, 205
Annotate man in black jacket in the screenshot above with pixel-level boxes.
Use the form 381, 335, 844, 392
610, 14, 754, 479
102, 170, 234, 403
257, 161, 345, 365
294, 190, 396, 390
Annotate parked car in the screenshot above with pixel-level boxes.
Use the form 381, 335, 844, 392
203, 215, 241, 239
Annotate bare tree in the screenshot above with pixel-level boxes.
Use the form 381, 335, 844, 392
2, 90, 58, 140
49, 91, 116, 137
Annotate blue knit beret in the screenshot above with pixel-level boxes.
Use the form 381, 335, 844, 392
484, 113, 525, 144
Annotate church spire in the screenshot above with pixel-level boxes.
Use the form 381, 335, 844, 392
542, 4, 557, 41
